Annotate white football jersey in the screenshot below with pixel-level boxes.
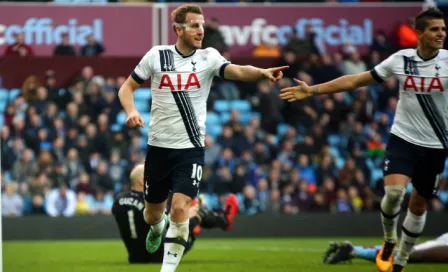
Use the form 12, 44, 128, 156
132, 45, 230, 149
372, 49, 448, 149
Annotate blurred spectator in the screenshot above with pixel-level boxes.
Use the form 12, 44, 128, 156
53, 33, 76, 56
2, 182, 24, 216
369, 30, 393, 54
342, 52, 367, 75
4, 33, 34, 57
21, 76, 40, 101
202, 17, 228, 54
12, 148, 38, 182
252, 41, 281, 58
45, 183, 77, 217
397, 16, 418, 49
80, 34, 105, 56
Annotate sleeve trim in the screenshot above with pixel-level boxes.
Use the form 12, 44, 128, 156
370, 69, 384, 84
131, 71, 144, 84
219, 63, 230, 79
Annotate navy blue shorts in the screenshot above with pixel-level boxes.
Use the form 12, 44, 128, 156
383, 134, 447, 199
143, 145, 204, 204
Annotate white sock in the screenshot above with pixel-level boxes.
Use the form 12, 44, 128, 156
380, 186, 405, 243
161, 219, 189, 272
143, 208, 166, 235
394, 209, 426, 266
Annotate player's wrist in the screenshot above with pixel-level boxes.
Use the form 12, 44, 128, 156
311, 87, 319, 96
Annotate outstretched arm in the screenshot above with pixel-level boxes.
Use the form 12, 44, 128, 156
224, 64, 289, 82
280, 71, 378, 102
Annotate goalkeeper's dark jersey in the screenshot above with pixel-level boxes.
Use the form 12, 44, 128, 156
112, 190, 163, 263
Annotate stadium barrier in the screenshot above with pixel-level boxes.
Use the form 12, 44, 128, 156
3, 213, 448, 241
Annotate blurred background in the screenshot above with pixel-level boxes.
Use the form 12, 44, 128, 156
1, 0, 448, 221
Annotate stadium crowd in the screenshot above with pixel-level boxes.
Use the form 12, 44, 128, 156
2, 14, 448, 218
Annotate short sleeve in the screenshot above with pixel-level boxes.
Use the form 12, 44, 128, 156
370, 53, 397, 83
207, 47, 231, 79
132, 48, 157, 84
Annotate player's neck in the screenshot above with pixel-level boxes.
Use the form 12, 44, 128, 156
416, 46, 439, 61
175, 40, 195, 56
131, 186, 143, 193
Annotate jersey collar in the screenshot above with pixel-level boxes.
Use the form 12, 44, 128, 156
416, 48, 439, 62
174, 45, 196, 58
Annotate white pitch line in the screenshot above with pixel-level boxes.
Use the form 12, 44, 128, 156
194, 245, 323, 253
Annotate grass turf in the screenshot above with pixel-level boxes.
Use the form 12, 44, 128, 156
4, 238, 448, 271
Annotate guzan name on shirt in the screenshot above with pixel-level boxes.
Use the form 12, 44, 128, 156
403, 76, 445, 93
119, 198, 145, 211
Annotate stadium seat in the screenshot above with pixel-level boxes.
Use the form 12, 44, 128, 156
0, 89, 8, 102
111, 124, 121, 132
239, 112, 253, 125
370, 168, 383, 186
135, 100, 149, 113
329, 147, 340, 158
9, 88, 21, 101
220, 112, 231, 123
374, 111, 383, 122
0, 115, 4, 127
230, 100, 251, 112
277, 123, 290, 138
214, 100, 230, 113
206, 112, 221, 126
328, 135, 341, 146
335, 157, 345, 170
0, 100, 7, 113
206, 125, 222, 137
406, 182, 413, 194
365, 158, 375, 171
134, 88, 152, 101
116, 111, 127, 125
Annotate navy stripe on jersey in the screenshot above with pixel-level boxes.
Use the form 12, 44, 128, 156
370, 69, 383, 83
419, 95, 448, 149
131, 71, 144, 84
179, 91, 201, 143
171, 91, 201, 147
159, 50, 175, 72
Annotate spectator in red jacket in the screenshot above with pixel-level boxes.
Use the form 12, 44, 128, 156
4, 33, 34, 57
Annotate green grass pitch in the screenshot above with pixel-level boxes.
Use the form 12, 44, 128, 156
4, 238, 448, 271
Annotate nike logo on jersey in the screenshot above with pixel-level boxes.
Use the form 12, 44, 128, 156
159, 73, 201, 91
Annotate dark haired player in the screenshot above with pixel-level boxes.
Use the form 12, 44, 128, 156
280, 7, 447, 272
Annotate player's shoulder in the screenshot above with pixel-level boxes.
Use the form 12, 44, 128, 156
391, 48, 416, 58
144, 45, 174, 56
197, 47, 221, 59
114, 191, 131, 201
437, 49, 448, 58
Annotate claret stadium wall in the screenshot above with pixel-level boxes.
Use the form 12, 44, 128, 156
3, 2, 448, 243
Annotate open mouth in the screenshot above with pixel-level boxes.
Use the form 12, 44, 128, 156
194, 37, 202, 42
435, 39, 444, 43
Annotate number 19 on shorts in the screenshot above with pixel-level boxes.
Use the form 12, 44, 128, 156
191, 163, 202, 187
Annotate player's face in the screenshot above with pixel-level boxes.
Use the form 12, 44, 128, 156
418, 19, 446, 50
180, 13, 205, 50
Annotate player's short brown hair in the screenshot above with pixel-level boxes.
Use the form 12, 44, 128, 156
171, 4, 203, 34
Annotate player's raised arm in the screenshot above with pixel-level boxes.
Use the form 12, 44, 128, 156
223, 64, 289, 82
279, 71, 378, 102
